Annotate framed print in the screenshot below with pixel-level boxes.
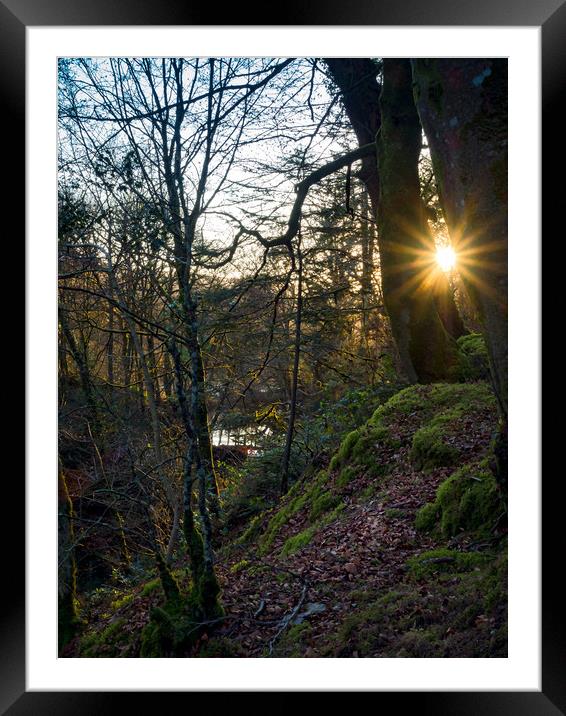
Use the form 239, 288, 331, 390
7, 0, 559, 710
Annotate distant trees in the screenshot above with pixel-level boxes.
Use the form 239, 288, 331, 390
59, 57, 391, 638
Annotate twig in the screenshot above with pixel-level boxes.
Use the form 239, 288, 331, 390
268, 580, 309, 656
254, 600, 266, 618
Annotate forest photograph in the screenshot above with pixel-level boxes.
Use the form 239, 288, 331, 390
57, 56, 508, 660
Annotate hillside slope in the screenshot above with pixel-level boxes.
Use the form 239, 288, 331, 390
67, 381, 507, 658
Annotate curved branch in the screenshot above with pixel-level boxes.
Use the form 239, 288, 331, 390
218, 141, 376, 250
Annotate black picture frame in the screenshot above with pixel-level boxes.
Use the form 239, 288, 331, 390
9, 0, 558, 711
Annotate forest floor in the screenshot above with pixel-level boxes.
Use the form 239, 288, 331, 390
64, 382, 507, 659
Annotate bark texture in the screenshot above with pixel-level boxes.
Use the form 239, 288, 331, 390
376, 59, 459, 383
412, 59, 507, 493
324, 59, 382, 210
326, 57, 461, 382
412, 59, 508, 416
58, 466, 80, 651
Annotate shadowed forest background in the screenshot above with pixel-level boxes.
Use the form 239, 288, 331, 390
58, 57, 508, 658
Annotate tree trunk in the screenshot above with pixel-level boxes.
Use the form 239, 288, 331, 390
106, 229, 115, 386
106, 306, 115, 385
359, 187, 375, 346
58, 465, 80, 651
162, 347, 173, 399
59, 308, 100, 434
325, 57, 461, 383
121, 325, 132, 387
280, 244, 303, 495
170, 340, 222, 620
377, 59, 460, 383
175, 259, 220, 503
146, 332, 160, 404
432, 270, 467, 339
323, 58, 381, 207
412, 59, 508, 418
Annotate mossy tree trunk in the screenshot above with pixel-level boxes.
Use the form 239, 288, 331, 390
411, 60, 508, 414
170, 340, 222, 621
177, 278, 220, 507
325, 57, 461, 382
376, 59, 460, 383
140, 341, 223, 657
280, 242, 303, 495
58, 466, 80, 652
412, 59, 508, 488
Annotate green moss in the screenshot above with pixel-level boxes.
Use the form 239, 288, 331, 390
385, 507, 407, 519
140, 567, 224, 658
410, 422, 459, 471
111, 593, 134, 611
415, 458, 504, 537
259, 497, 305, 554
286, 623, 311, 641
371, 385, 429, 420
140, 547, 223, 657
156, 553, 181, 603
184, 515, 205, 587
336, 598, 387, 648
309, 491, 341, 522
378, 383, 494, 424
329, 454, 340, 472
483, 550, 508, 612
140, 579, 162, 597
328, 384, 494, 499
406, 548, 491, 579
349, 589, 374, 604
280, 504, 346, 558
280, 525, 317, 556
395, 628, 445, 657
460, 476, 502, 532
336, 465, 357, 488
229, 559, 250, 574
457, 333, 490, 381
198, 636, 243, 657
407, 383, 496, 471
352, 425, 389, 457
235, 514, 263, 546
195, 569, 224, 621
329, 429, 360, 471
259, 470, 331, 554
458, 332, 486, 355
278, 623, 312, 657
80, 618, 127, 657
325, 548, 506, 657
415, 501, 440, 532
140, 605, 181, 657
360, 483, 380, 500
